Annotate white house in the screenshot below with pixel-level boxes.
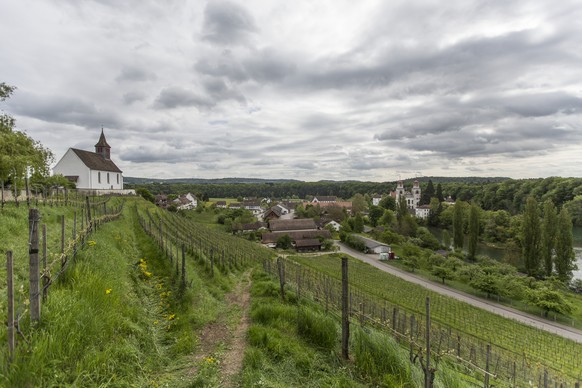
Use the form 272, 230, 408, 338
415, 205, 431, 219
175, 193, 198, 210
372, 196, 382, 206
53, 130, 123, 190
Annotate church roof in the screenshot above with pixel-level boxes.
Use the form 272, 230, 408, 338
71, 148, 122, 173
94, 129, 111, 148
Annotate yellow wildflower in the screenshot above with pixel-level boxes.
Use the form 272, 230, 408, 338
105, 288, 112, 295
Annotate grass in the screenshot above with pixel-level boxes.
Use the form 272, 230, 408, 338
290, 253, 582, 383
0, 198, 244, 386
244, 271, 470, 387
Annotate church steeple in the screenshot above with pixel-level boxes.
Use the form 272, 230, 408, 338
95, 128, 111, 160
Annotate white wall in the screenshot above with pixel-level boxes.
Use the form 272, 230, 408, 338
53, 148, 123, 190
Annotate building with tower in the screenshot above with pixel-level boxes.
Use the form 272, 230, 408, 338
393, 180, 421, 210
53, 129, 124, 191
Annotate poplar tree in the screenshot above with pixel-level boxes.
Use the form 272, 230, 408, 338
467, 203, 480, 260
541, 199, 558, 277
555, 207, 575, 282
453, 200, 464, 251
522, 196, 541, 276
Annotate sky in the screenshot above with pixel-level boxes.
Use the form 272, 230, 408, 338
1, 0, 582, 182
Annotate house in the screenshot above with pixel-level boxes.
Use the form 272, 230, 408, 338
323, 220, 341, 231
263, 206, 283, 221
312, 196, 337, 203
215, 200, 227, 209
269, 218, 318, 232
174, 193, 198, 210
53, 129, 124, 191
155, 194, 168, 209
415, 205, 431, 219
372, 196, 382, 206
243, 200, 262, 215
261, 230, 331, 248
356, 236, 391, 254
229, 202, 242, 209
242, 221, 268, 232
295, 239, 322, 252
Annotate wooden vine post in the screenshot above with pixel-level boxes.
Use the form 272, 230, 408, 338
29, 208, 41, 322
181, 244, 186, 287
277, 257, 285, 301
7, 251, 15, 359
341, 256, 349, 360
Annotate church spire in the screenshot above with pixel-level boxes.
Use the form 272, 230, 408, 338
95, 128, 111, 159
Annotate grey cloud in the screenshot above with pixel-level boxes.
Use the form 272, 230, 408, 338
122, 91, 146, 105
201, 1, 257, 45
7, 91, 122, 129
115, 66, 157, 83
154, 87, 214, 109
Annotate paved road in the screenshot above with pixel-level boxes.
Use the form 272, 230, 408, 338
336, 242, 582, 343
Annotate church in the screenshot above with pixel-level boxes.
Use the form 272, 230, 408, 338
53, 130, 124, 190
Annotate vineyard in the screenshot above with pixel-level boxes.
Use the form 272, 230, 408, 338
2, 195, 582, 386
288, 253, 582, 385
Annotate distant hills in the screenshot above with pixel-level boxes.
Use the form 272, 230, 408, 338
125, 176, 511, 185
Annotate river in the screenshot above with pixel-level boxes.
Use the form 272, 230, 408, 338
429, 226, 582, 280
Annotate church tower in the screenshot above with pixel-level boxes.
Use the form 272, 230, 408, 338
412, 180, 421, 208
95, 129, 111, 160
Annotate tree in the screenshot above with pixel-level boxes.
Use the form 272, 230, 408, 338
470, 273, 500, 299
522, 196, 541, 276
431, 265, 455, 285
554, 207, 575, 282
276, 234, 293, 250
540, 199, 558, 277
368, 205, 384, 227
353, 214, 364, 233
402, 256, 420, 272
351, 193, 367, 214
436, 183, 444, 202
1, 83, 54, 207
420, 179, 435, 205
378, 195, 396, 211
525, 287, 572, 317
396, 195, 408, 229
452, 201, 464, 251
427, 197, 442, 227
438, 230, 450, 251
467, 203, 480, 261
136, 188, 155, 203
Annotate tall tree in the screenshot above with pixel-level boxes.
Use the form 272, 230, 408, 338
554, 207, 575, 282
351, 193, 367, 214
541, 199, 558, 277
467, 203, 480, 260
436, 183, 444, 202
420, 179, 435, 205
396, 195, 408, 230
452, 200, 464, 250
522, 196, 541, 276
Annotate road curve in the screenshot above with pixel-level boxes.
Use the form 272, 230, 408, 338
336, 242, 582, 343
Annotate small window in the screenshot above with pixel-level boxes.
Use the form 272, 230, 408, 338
98, 172, 101, 183
117, 174, 119, 184
107, 173, 110, 183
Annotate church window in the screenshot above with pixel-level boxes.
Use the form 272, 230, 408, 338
117, 174, 119, 184
98, 172, 101, 183
107, 173, 110, 183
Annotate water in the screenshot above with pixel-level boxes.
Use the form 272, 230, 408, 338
429, 226, 582, 280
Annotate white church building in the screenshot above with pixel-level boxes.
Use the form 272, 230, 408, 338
394, 180, 421, 210
53, 130, 125, 191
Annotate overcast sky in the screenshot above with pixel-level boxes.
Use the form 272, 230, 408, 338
1, 1, 582, 181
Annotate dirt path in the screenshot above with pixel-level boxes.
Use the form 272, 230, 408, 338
337, 242, 582, 343
220, 271, 252, 387
187, 270, 252, 386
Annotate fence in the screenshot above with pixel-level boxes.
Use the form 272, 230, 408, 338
4, 198, 124, 361
263, 255, 582, 388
